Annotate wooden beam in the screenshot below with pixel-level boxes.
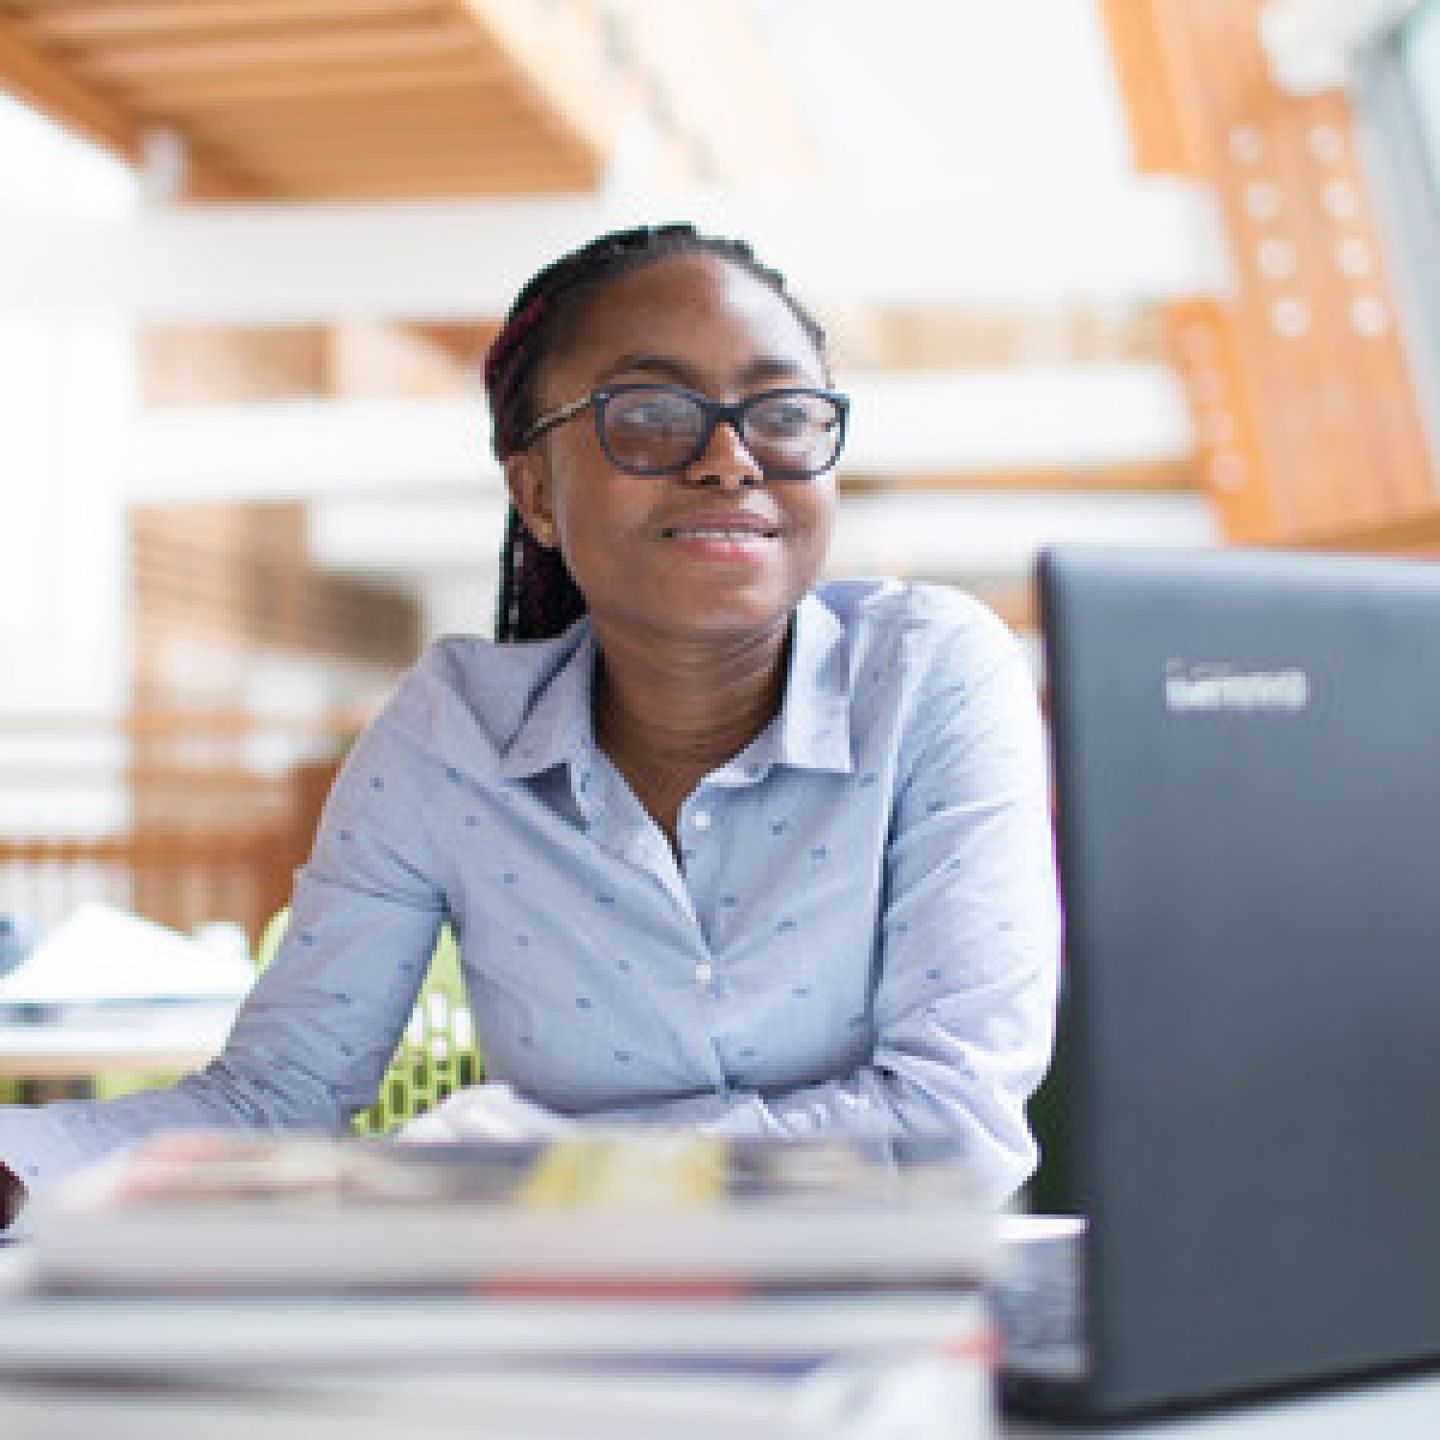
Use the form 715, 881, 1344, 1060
0, 11, 141, 160
840, 459, 1198, 495
167, 93, 533, 138
454, 0, 620, 171
0, 11, 264, 195
1161, 297, 1282, 539
28, 0, 446, 44
258, 167, 595, 201
121, 56, 509, 108
82, 22, 493, 80
605, 0, 823, 184
1296, 506, 1440, 555
1100, 0, 1437, 545
1098, 0, 1197, 174
250, 145, 592, 178
211, 119, 567, 160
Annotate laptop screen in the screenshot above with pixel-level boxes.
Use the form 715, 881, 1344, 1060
1029, 545, 1440, 1417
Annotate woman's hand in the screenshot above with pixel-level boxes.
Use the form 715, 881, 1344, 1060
0, 1158, 26, 1229
396, 1083, 573, 1144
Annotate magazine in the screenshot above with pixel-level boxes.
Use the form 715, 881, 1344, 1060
0, 1288, 994, 1376
33, 1131, 999, 1294
11, 1134, 1002, 1437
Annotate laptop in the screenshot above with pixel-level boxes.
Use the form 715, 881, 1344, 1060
999, 544, 1440, 1422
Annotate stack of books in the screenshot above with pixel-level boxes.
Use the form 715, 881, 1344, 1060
6, 1132, 1003, 1438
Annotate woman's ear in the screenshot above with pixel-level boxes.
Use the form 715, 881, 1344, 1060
503, 453, 558, 549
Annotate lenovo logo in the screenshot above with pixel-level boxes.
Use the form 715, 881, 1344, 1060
1164, 662, 1311, 713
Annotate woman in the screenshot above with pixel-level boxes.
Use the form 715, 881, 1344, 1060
0, 224, 1059, 1228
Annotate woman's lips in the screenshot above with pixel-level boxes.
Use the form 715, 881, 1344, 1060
659, 523, 779, 560
661, 525, 778, 540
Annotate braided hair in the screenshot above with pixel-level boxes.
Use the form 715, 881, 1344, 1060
485, 224, 828, 642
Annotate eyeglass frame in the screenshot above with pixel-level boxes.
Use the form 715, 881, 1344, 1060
517, 381, 851, 480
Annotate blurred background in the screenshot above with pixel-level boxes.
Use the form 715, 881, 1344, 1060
1, 0, 1437, 948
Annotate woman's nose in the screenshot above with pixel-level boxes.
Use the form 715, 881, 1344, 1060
685, 417, 762, 488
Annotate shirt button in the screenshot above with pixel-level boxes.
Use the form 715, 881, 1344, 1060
691, 810, 713, 831
695, 961, 713, 984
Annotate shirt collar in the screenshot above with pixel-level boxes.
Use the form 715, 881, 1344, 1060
498, 622, 598, 783
714, 591, 854, 784
497, 592, 854, 788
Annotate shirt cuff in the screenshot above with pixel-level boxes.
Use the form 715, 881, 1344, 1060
0, 1104, 105, 1223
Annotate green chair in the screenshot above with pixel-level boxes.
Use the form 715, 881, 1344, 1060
254, 910, 483, 1135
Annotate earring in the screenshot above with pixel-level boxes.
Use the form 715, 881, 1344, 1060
531, 518, 556, 546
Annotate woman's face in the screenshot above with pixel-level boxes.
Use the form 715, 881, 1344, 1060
505, 252, 836, 649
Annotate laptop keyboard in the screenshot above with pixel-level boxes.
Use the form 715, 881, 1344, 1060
991, 1214, 1088, 1381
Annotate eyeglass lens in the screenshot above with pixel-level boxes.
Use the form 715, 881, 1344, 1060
599, 387, 843, 477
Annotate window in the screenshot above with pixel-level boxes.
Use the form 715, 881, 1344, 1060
1398, 1, 1440, 197
1355, 0, 1440, 469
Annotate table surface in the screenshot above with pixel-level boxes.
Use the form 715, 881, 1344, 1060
1005, 1368, 1440, 1437
0, 1004, 234, 1078
0, 1365, 1436, 1440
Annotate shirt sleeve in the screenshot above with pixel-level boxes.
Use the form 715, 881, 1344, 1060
0, 713, 445, 1215
573, 623, 1061, 1207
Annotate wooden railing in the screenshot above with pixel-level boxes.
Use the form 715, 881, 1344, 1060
0, 710, 348, 948
0, 829, 297, 945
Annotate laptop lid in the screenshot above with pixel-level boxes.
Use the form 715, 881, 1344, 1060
1027, 544, 1440, 1420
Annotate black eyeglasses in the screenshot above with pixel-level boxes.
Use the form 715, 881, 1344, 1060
519, 382, 850, 480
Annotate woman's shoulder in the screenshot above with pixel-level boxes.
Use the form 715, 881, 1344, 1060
813, 577, 1019, 656
367, 624, 590, 765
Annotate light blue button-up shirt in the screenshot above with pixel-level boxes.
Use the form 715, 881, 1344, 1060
0, 579, 1059, 1209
